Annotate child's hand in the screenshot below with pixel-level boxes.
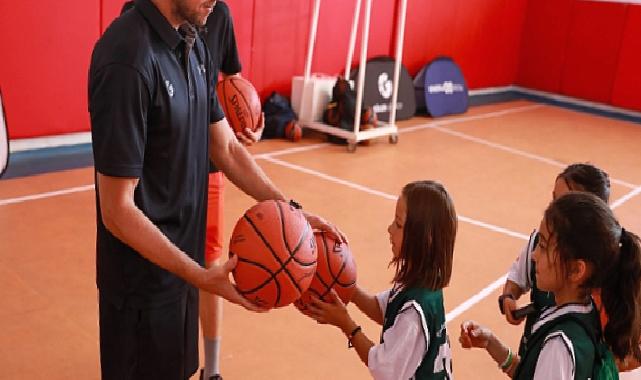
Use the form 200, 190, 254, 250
307, 290, 351, 328
502, 297, 525, 325
459, 320, 492, 349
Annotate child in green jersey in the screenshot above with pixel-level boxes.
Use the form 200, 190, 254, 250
460, 192, 641, 379
308, 180, 457, 379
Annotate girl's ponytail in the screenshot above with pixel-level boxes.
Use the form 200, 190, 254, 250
602, 229, 641, 361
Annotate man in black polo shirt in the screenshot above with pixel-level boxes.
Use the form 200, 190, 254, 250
89, 1, 342, 379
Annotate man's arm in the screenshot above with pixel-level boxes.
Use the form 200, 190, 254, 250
209, 118, 284, 202
209, 119, 346, 241
96, 172, 261, 311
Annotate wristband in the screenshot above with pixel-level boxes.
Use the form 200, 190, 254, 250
348, 325, 362, 348
289, 199, 302, 210
498, 294, 514, 315
499, 348, 513, 370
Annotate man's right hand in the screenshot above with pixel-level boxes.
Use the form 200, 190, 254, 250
198, 254, 266, 313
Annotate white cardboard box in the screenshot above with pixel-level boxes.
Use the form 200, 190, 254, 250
291, 75, 337, 123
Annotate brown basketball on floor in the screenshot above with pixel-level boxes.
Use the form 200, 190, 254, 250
230, 200, 317, 309
295, 231, 357, 314
285, 120, 302, 142
216, 76, 262, 134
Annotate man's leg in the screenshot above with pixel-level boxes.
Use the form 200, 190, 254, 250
200, 171, 225, 379
99, 289, 198, 380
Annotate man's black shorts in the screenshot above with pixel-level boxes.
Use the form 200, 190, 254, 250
99, 287, 199, 380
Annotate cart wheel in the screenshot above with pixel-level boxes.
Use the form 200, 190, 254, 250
389, 134, 399, 144
347, 142, 357, 153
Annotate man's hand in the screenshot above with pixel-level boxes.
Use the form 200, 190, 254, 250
303, 211, 348, 244
236, 112, 264, 146
198, 254, 266, 313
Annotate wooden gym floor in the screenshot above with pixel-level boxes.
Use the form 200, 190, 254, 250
1, 99, 640, 379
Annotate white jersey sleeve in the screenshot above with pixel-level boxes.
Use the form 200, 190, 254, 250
533, 333, 575, 380
506, 230, 538, 292
375, 289, 392, 317
368, 301, 428, 380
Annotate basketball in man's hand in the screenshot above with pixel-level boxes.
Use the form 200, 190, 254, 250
216, 76, 262, 134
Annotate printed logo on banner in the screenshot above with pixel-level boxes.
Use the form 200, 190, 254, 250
378, 73, 393, 99
414, 57, 469, 118
428, 81, 465, 95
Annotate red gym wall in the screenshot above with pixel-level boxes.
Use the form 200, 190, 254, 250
0, 0, 639, 139
517, 0, 641, 111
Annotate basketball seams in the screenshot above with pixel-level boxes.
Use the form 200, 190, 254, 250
229, 78, 256, 131
243, 208, 303, 294
276, 202, 316, 266
319, 233, 357, 299
233, 254, 276, 292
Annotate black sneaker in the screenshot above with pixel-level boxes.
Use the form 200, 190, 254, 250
199, 369, 223, 380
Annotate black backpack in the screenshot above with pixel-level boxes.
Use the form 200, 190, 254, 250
323, 77, 377, 132
262, 92, 296, 139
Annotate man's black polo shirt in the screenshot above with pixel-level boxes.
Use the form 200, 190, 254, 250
89, 0, 224, 308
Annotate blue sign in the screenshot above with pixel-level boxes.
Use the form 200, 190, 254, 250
414, 57, 468, 118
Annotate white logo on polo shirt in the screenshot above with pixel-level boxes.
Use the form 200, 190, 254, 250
165, 80, 174, 97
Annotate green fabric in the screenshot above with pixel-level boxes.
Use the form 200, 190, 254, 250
382, 287, 452, 379
514, 305, 618, 380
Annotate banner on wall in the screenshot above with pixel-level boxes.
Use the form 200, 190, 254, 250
414, 56, 469, 118
350, 56, 416, 122
1, 87, 9, 178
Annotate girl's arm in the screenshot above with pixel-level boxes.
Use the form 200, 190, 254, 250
308, 292, 375, 365
459, 321, 520, 378
337, 318, 375, 366
352, 285, 384, 325
310, 293, 427, 379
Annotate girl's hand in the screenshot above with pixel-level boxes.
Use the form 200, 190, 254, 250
459, 320, 493, 349
307, 290, 352, 329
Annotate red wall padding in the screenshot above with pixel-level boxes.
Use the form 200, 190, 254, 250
516, 0, 574, 93
403, 0, 528, 89
517, 0, 641, 112
611, 6, 641, 111
4, 0, 639, 139
560, 1, 627, 104
0, 1, 100, 139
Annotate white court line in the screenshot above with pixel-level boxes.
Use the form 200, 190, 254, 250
431, 126, 638, 190
0, 184, 95, 206
398, 104, 543, 135
612, 186, 641, 210
256, 104, 544, 160
254, 143, 330, 159
446, 275, 508, 323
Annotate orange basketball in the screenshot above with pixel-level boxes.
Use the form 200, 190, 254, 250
295, 231, 357, 313
285, 120, 302, 142
216, 76, 261, 134
230, 200, 317, 309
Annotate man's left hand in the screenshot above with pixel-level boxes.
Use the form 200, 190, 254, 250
236, 112, 264, 146
304, 211, 348, 244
